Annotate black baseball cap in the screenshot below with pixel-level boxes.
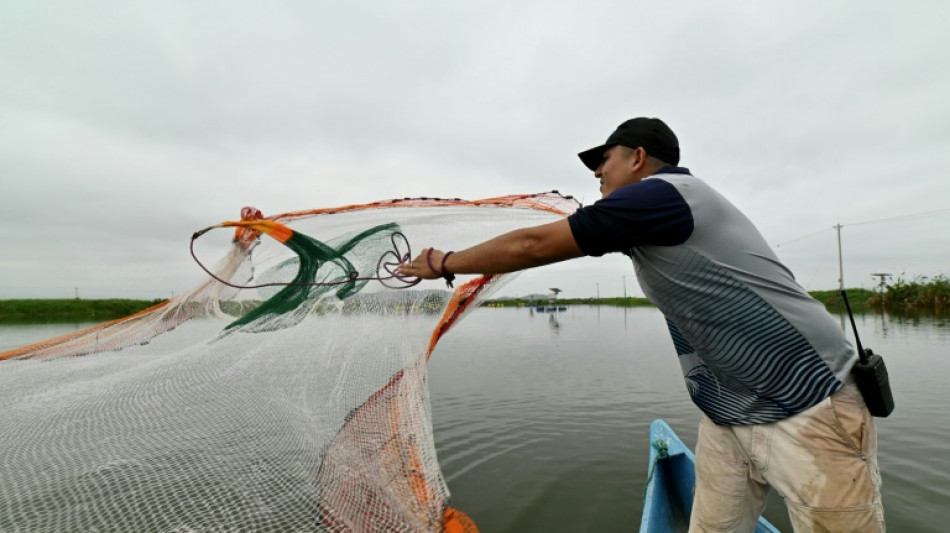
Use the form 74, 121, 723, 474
578, 117, 680, 171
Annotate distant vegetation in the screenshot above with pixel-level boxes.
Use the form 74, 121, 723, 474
492, 291, 876, 311
485, 296, 653, 308
0, 299, 167, 322
866, 275, 950, 315
491, 287, 936, 315
808, 289, 874, 313
3, 277, 946, 323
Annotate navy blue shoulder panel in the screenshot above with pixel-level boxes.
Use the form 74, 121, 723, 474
568, 177, 694, 257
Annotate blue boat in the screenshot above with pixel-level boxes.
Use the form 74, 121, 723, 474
640, 419, 781, 533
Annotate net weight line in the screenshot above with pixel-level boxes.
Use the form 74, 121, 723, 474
190, 223, 422, 291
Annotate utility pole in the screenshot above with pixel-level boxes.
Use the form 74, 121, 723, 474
596, 283, 600, 300
622, 275, 627, 299
871, 273, 892, 293
835, 223, 844, 291
871, 273, 891, 311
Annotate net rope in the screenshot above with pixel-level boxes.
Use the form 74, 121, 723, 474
0, 192, 578, 532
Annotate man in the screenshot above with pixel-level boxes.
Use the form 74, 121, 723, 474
396, 117, 884, 532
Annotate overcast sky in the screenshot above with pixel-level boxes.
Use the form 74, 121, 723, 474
2, 1, 948, 300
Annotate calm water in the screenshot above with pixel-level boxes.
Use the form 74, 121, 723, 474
0, 321, 104, 353
428, 307, 950, 532
3, 307, 948, 532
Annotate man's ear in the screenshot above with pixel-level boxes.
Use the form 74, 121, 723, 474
628, 147, 646, 173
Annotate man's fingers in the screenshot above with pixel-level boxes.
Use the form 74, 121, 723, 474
396, 249, 437, 278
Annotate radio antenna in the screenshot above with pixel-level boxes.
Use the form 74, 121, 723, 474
840, 290, 868, 364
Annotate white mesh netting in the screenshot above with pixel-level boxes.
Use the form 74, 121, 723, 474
0, 193, 578, 532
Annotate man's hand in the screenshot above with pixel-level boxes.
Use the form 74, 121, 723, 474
396, 247, 448, 280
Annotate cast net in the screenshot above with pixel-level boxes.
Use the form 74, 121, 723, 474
0, 193, 579, 533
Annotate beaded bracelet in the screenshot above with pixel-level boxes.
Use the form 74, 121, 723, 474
424, 248, 456, 288
440, 251, 456, 288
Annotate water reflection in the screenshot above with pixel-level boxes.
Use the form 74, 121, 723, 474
876, 311, 889, 336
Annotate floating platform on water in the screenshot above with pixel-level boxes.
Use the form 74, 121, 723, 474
534, 306, 567, 312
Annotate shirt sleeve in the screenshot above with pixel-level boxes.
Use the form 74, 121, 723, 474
567, 177, 694, 257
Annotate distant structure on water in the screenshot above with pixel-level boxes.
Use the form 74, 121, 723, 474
534, 288, 566, 313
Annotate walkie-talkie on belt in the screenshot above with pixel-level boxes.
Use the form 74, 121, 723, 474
841, 290, 895, 417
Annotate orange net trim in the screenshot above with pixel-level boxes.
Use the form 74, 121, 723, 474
444, 507, 479, 533
313, 275, 495, 531
0, 300, 171, 361
221, 219, 294, 244
426, 276, 496, 361
271, 192, 576, 223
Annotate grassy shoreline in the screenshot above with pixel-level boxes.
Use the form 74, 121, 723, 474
8, 279, 947, 323
0, 290, 878, 323
0, 299, 168, 322
867, 275, 949, 314
487, 289, 878, 311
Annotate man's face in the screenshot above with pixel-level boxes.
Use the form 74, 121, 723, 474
594, 145, 640, 198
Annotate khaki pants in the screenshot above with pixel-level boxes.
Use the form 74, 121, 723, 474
689, 381, 885, 533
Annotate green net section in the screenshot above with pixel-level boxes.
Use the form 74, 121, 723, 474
0, 194, 578, 532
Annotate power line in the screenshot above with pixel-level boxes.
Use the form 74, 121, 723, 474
845, 207, 950, 227
775, 227, 833, 248
774, 206, 950, 248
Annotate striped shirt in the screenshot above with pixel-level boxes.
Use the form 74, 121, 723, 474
568, 168, 857, 425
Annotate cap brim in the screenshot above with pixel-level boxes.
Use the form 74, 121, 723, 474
578, 144, 612, 171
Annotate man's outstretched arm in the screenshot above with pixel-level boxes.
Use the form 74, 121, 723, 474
396, 219, 584, 280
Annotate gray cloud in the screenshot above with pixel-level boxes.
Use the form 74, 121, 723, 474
1, 1, 948, 299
